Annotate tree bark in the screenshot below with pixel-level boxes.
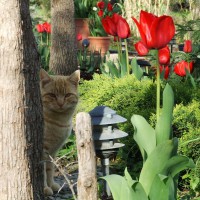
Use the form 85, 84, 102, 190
75, 112, 98, 200
49, 0, 78, 75
0, 0, 44, 199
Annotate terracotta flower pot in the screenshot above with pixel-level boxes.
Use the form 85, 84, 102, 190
75, 18, 90, 39
88, 36, 112, 56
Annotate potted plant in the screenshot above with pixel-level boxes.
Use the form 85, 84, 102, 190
87, 0, 122, 56
74, 0, 94, 40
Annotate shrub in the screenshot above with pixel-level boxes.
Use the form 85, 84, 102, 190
78, 74, 157, 176
173, 101, 200, 194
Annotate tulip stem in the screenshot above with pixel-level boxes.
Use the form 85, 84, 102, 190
155, 49, 160, 122
117, 38, 121, 62
124, 39, 129, 75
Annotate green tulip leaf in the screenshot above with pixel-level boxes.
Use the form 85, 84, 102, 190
124, 168, 135, 187
131, 58, 143, 81
124, 169, 148, 199
139, 138, 178, 195
106, 61, 119, 78
119, 52, 128, 77
156, 83, 174, 145
131, 114, 156, 161
102, 175, 136, 200
161, 155, 195, 177
149, 174, 170, 200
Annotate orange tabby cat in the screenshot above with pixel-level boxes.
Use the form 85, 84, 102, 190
39, 69, 80, 196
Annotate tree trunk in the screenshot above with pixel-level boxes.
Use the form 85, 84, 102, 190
49, 0, 78, 75
0, 0, 44, 199
75, 112, 98, 200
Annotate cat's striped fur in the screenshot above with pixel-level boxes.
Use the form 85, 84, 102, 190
40, 69, 80, 196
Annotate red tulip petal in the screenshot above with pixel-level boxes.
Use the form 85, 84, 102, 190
134, 41, 149, 56
158, 46, 170, 65
174, 61, 193, 77
117, 18, 131, 39
183, 40, 192, 53
102, 16, 117, 36
151, 16, 175, 49
160, 66, 170, 79
132, 17, 147, 46
140, 11, 157, 48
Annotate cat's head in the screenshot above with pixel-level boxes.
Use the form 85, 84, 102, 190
39, 69, 80, 113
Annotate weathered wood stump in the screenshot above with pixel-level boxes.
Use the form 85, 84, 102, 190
75, 112, 98, 200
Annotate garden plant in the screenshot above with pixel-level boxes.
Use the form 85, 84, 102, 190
31, 0, 200, 199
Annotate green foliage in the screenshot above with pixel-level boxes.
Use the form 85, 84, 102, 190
100, 52, 129, 78
173, 100, 200, 194
78, 48, 106, 76
103, 85, 194, 199
176, 19, 200, 44
57, 134, 77, 162
74, 0, 94, 18
30, 0, 51, 23
78, 74, 156, 175
89, 10, 107, 37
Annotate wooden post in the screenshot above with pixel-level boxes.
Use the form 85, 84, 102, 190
75, 112, 98, 200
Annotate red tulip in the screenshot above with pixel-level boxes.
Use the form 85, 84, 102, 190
36, 24, 44, 33
132, 10, 175, 49
97, 1, 105, 9
174, 61, 194, 77
115, 14, 131, 39
102, 16, 117, 36
98, 10, 104, 17
76, 33, 82, 41
160, 66, 170, 79
43, 22, 51, 33
158, 46, 170, 65
134, 41, 149, 56
107, 3, 113, 11
183, 40, 192, 53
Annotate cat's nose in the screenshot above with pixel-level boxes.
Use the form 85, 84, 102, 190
57, 99, 64, 108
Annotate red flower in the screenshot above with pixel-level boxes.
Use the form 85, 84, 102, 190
98, 10, 104, 17
160, 66, 170, 79
174, 61, 194, 77
132, 10, 175, 49
158, 46, 170, 65
36, 24, 44, 33
107, 3, 113, 11
97, 1, 105, 9
43, 22, 51, 33
134, 41, 149, 56
76, 33, 82, 41
113, 13, 130, 39
102, 16, 117, 36
183, 40, 192, 53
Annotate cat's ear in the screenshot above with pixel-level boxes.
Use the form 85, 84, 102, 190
69, 70, 80, 86
39, 69, 52, 87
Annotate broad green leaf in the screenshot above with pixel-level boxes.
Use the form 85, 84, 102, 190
131, 115, 156, 161
139, 138, 178, 195
149, 174, 170, 200
124, 168, 134, 187
156, 84, 174, 145
165, 176, 176, 200
124, 169, 148, 200
161, 155, 195, 177
107, 61, 119, 78
120, 52, 128, 77
102, 175, 135, 200
131, 57, 143, 80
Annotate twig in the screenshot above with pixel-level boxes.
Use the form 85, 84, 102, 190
49, 155, 77, 200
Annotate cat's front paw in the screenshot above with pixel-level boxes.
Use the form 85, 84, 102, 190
52, 182, 61, 192
44, 186, 53, 196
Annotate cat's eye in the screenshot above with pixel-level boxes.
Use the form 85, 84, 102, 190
65, 93, 72, 98
48, 93, 56, 98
